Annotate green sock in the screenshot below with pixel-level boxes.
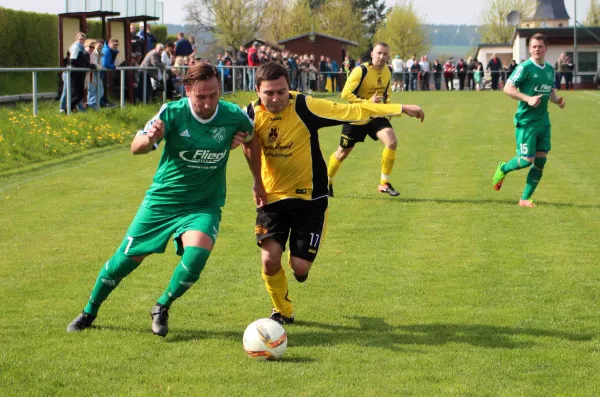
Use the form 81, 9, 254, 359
84, 253, 141, 317
157, 247, 210, 308
522, 157, 546, 200
501, 156, 533, 174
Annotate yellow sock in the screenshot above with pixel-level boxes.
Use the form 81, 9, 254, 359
380, 147, 396, 184
327, 152, 343, 182
262, 267, 293, 317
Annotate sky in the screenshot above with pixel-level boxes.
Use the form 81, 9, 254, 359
0, 0, 591, 26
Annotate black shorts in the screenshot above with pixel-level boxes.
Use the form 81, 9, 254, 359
255, 197, 328, 262
340, 117, 392, 149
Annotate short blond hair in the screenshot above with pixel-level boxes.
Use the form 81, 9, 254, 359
76, 32, 87, 40
84, 39, 96, 48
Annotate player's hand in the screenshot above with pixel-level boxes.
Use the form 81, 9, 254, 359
370, 91, 384, 103
556, 96, 566, 109
527, 95, 542, 108
402, 105, 425, 123
253, 181, 267, 208
147, 119, 165, 143
231, 132, 249, 150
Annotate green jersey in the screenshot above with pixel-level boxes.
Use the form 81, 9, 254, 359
138, 98, 254, 211
507, 59, 555, 127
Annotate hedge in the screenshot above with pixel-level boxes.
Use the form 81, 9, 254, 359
0, 7, 168, 68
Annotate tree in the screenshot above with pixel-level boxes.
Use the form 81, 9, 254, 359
185, 0, 266, 51
352, 0, 389, 35
373, 1, 430, 60
317, 0, 370, 58
479, 0, 536, 44
260, 0, 313, 43
584, 0, 600, 27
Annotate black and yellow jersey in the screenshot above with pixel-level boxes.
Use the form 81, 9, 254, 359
246, 91, 403, 204
341, 62, 393, 104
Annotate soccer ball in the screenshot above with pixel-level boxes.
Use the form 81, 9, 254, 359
243, 318, 288, 360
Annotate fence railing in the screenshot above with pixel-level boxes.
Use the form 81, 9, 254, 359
1, 66, 598, 116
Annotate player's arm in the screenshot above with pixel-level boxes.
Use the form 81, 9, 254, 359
304, 95, 424, 127
340, 67, 368, 103
131, 104, 168, 155
240, 103, 266, 207
504, 66, 542, 108
549, 89, 566, 109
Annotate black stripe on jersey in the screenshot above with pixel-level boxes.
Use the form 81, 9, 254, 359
383, 65, 393, 103
294, 94, 329, 200
245, 102, 256, 121
351, 64, 369, 98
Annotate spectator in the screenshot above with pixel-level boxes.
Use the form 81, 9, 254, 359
308, 59, 318, 94
443, 59, 455, 90
330, 58, 340, 92
486, 53, 502, 90
391, 55, 404, 92
247, 41, 260, 87
188, 36, 197, 58
456, 58, 467, 90
130, 23, 143, 55
137, 23, 157, 52
87, 39, 103, 109
218, 58, 233, 92
174, 33, 194, 57
432, 59, 442, 91
409, 55, 420, 91
299, 55, 310, 93
467, 56, 476, 90
162, 41, 175, 99
138, 43, 165, 102
69, 32, 90, 112
287, 52, 298, 90
101, 38, 119, 107
594, 69, 600, 89
563, 56, 574, 90
474, 62, 484, 91
318, 55, 328, 92
419, 55, 430, 91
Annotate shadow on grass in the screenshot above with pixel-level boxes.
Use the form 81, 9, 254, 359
290, 317, 594, 351
337, 195, 600, 209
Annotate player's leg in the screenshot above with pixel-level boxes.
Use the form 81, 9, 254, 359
256, 201, 294, 321
151, 209, 220, 337
494, 126, 535, 191
327, 124, 360, 197
520, 127, 551, 207
374, 122, 400, 196
67, 207, 177, 332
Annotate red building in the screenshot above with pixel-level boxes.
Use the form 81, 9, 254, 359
278, 32, 357, 64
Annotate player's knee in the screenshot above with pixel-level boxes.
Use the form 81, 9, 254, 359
519, 156, 534, 168
289, 259, 312, 281
104, 252, 142, 280
262, 256, 283, 276
181, 247, 210, 279
534, 157, 547, 171
385, 138, 397, 150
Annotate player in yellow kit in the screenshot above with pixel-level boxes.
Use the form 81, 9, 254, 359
327, 42, 406, 197
243, 62, 425, 324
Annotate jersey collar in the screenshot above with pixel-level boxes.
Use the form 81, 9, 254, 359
188, 98, 219, 124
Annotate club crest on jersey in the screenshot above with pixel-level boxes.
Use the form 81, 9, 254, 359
212, 127, 226, 143
377, 77, 382, 85
546, 71, 553, 80
268, 127, 279, 142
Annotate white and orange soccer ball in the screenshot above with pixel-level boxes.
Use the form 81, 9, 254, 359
243, 318, 288, 361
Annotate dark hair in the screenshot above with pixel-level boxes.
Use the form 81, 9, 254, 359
530, 33, 548, 46
255, 62, 290, 88
182, 62, 220, 86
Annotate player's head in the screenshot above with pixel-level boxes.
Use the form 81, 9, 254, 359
529, 33, 548, 61
182, 61, 221, 119
371, 42, 390, 68
255, 62, 290, 114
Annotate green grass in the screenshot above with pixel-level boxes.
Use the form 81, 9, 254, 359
1, 91, 599, 396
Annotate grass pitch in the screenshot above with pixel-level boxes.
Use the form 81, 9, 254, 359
1, 91, 599, 396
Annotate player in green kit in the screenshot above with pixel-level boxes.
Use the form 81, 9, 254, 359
67, 62, 265, 337
493, 33, 565, 207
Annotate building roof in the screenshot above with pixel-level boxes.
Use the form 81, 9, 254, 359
278, 32, 358, 46
532, 0, 570, 20
59, 11, 120, 18
243, 39, 282, 52
514, 27, 600, 42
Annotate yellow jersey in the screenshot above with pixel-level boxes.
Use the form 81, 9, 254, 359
247, 91, 403, 204
341, 62, 393, 104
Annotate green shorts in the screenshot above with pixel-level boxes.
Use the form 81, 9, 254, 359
116, 205, 222, 257
515, 124, 551, 157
